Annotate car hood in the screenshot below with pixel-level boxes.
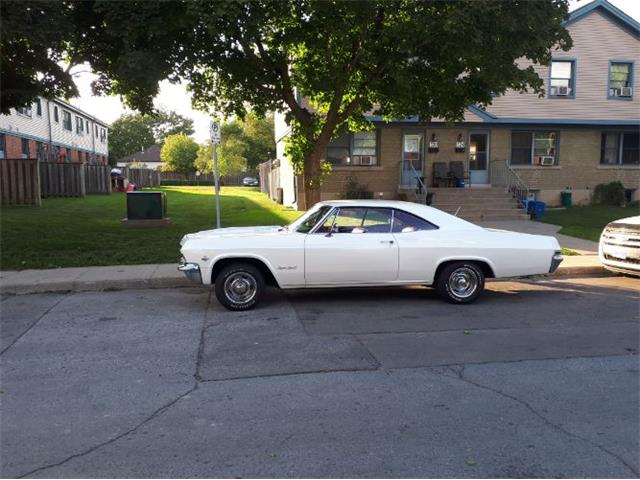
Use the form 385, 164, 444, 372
607, 215, 640, 230
181, 226, 282, 245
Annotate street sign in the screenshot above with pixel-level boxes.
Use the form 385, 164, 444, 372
209, 121, 221, 145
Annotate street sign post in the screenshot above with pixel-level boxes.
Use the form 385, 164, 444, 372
210, 121, 221, 229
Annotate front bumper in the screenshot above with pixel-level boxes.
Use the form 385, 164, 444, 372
549, 251, 563, 273
178, 258, 202, 284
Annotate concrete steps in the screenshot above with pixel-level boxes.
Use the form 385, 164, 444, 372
427, 187, 528, 222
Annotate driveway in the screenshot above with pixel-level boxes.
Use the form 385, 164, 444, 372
1, 276, 638, 478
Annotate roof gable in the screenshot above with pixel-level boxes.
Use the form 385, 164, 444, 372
565, 0, 640, 36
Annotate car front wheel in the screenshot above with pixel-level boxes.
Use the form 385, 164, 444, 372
436, 262, 485, 304
215, 263, 265, 311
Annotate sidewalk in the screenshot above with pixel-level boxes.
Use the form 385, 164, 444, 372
0, 264, 192, 295
0, 256, 609, 296
478, 220, 599, 255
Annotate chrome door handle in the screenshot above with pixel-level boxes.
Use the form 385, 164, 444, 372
380, 240, 395, 244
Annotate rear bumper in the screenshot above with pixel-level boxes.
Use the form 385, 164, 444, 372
178, 258, 202, 284
549, 251, 563, 273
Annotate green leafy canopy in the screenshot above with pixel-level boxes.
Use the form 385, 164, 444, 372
3, 0, 571, 206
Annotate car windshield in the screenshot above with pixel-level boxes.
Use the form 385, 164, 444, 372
287, 205, 333, 233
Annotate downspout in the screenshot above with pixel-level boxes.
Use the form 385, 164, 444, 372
46, 99, 53, 161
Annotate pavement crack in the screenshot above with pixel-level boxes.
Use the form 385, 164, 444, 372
1, 293, 69, 357
194, 291, 212, 382
432, 366, 638, 477
17, 383, 198, 479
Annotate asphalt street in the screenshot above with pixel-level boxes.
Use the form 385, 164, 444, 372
1, 275, 639, 478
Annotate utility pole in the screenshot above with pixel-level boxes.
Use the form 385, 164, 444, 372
210, 120, 222, 229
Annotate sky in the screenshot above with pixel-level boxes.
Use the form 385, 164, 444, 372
68, 0, 640, 143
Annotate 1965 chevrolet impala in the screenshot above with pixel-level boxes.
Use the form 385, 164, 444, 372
179, 200, 562, 310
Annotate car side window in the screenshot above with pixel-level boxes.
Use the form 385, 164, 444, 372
319, 207, 393, 234
392, 209, 438, 233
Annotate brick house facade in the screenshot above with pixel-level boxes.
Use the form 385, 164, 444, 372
274, 0, 640, 209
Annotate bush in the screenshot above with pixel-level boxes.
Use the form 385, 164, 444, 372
591, 181, 626, 206
340, 176, 373, 199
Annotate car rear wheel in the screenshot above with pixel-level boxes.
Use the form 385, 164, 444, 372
215, 263, 265, 311
436, 261, 485, 304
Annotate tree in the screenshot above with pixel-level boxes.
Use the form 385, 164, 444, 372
4, 1, 571, 208
109, 109, 195, 163
108, 114, 155, 163
242, 113, 276, 170
195, 139, 248, 177
0, 1, 78, 113
160, 134, 199, 174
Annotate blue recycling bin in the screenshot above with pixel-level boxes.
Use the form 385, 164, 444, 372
530, 201, 546, 219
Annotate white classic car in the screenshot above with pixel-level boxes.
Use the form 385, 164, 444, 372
179, 200, 563, 310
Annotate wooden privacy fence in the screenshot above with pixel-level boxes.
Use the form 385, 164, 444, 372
2, 160, 165, 206
120, 167, 161, 188
0, 158, 41, 206
258, 160, 281, 202
40, 162, 86, 197
160, 171, 256, 185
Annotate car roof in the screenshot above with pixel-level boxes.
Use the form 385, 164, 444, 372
317, 199, 481, 230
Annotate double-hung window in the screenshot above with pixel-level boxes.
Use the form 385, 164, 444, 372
21, 138, 30, 158
609, 62, 633, 99
36, 99, 42, 116
16, 105, 32, 117
76, 116, 84, 134
63, 111, 72, 131
549, 60, 575, 97
510, 131, 559, 166
53, 106, 59, 122
601, 132, 639, 165
325, 131, 378, 166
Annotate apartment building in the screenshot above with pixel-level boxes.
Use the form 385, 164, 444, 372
0, 97, 109, 164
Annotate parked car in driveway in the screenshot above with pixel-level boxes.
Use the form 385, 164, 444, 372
242, 176, 259, 186
598, 215, 640, 276
179, 200, 563, 310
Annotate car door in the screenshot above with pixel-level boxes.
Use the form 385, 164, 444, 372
390, 208, 442, 283
304, 207, 399, 285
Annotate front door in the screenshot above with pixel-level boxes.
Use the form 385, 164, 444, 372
304, 207, 399, 285
401, 134, 424, 188
469, 132, 489, 184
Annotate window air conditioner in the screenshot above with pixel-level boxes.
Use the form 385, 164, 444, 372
619, 87, 633, 97
356, 156, 376, 166
537, 156, 555, 166
555, 86, 569, 96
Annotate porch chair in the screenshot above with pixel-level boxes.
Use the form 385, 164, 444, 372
432, 162, 451, 187
449, 161, 469, 186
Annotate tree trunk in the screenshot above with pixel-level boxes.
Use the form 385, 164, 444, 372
301, 137, 332, 210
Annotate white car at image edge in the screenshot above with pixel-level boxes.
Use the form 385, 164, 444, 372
598, 215, 640, 276
179, 200, 563, 310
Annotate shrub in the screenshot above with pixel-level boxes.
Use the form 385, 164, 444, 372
591, 181, 626, 206
340, 176, 373, 199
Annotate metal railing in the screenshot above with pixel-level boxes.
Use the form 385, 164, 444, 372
489, 159, 529, 206
399, 160, 428, 203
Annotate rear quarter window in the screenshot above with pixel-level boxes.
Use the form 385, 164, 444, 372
392, 209, 438, 233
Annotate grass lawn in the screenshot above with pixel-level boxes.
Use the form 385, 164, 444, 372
539, 205, 639, 242
1, 187, 302, 270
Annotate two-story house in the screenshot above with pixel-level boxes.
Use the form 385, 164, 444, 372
0, 97, 109, 165
273, 0, 639, 214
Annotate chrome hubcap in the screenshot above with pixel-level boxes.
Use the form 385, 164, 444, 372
224, 272, 257, 304
448, 267, 478, 298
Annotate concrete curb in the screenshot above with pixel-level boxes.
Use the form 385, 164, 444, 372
0, 264, 611, 296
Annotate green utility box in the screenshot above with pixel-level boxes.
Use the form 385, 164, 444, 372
561, 191, 572, 208
126, 191, 167, 220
